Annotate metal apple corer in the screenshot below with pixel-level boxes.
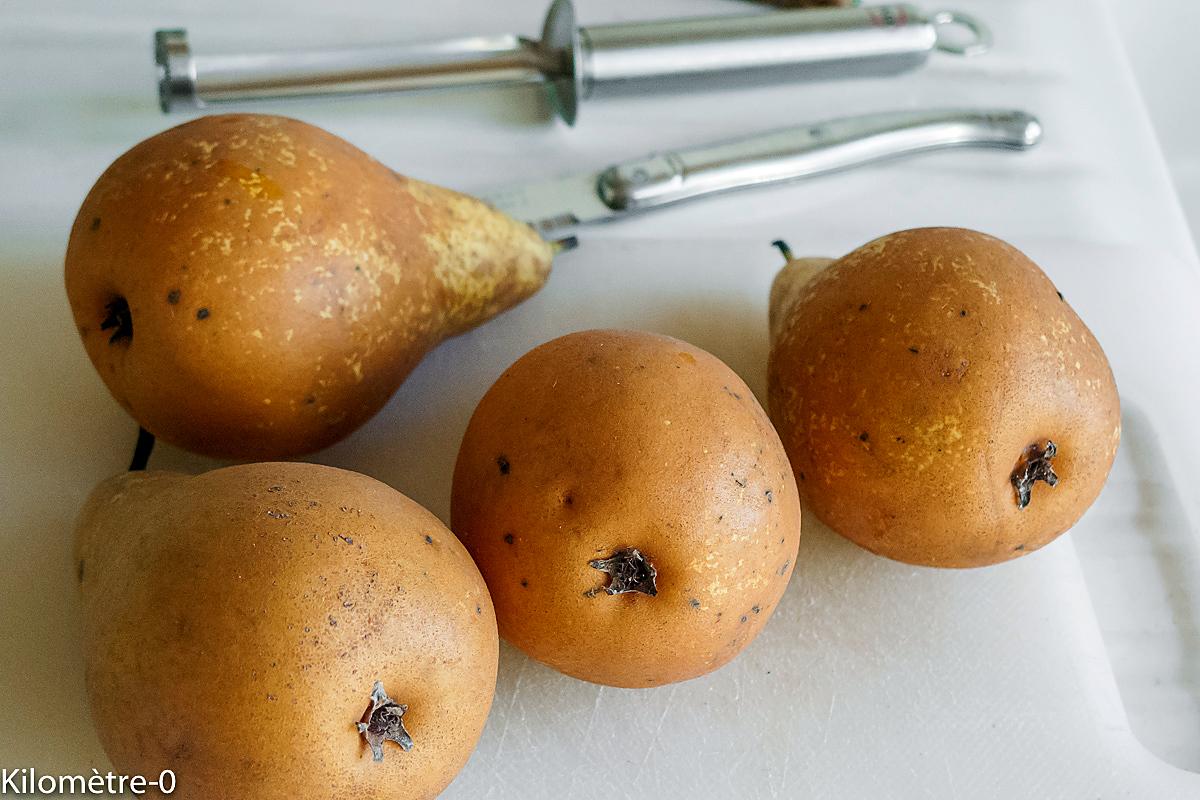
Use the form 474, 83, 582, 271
155, 1, 991, 124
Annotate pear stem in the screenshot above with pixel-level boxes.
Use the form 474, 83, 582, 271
550, 235, 579, 254
771, 240, 795, 261
129, 427, 156, 471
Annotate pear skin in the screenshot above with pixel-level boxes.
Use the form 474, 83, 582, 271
75, 462, 498, 800
767, 228, 1121, 568
65, 114, 555, 459
767, 255, 835, 343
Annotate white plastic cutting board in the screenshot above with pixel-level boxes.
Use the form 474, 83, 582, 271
2, 0, 1200, 797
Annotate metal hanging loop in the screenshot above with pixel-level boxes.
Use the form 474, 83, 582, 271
931, 11, 992, 57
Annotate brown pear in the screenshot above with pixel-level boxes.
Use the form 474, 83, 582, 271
451, 329, 800, 687
768, 228, 1121, 568
75, 462, 498, 800
65, 114, 556, 459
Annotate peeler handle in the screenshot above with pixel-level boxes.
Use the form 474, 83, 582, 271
578, 4, 985, 93
596, 109, 1042, 213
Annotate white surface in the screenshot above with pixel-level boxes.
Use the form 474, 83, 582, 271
1074, 406, 1200, 772
2, 0, 1200, 797
1061, 0, 1200, 771
1108, 0, 1200, 242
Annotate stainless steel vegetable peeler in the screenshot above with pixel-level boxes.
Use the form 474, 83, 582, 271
156, 1, 990, 124
483, 108, 1042, 234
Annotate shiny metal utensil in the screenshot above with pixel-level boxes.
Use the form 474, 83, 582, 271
156, 1, 990, 124
483, 108, 1041, 234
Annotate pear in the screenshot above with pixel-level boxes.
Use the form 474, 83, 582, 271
75, 462, 498, 800
767, 229, 1121, 567
450, 329, 800, 688
65, 114, 557, 459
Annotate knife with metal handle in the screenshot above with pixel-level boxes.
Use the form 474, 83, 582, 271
484, 108, 1043, 234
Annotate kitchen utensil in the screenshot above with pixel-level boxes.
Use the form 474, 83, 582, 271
156, 1, 990, 124
484, 108, 1041, 234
